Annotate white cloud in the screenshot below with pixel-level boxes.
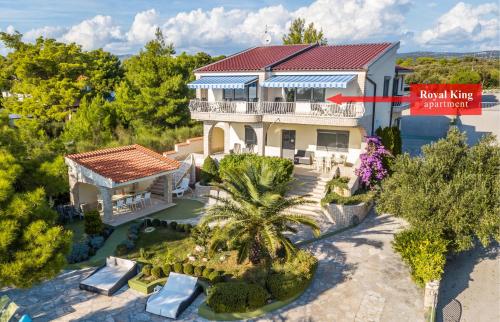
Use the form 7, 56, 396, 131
24, 26, 67, 42
60, 15, 123, 50
417, 2, 499, 50
293, 0, 411, 41
126, 9, 160, 44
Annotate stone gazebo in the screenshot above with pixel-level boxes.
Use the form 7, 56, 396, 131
65, 144, 180, 225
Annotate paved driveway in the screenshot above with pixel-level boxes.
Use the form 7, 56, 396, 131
2, 212, 423, 321
259, 212, 423, 322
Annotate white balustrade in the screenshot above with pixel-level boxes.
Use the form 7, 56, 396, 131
189, 99, 365, 118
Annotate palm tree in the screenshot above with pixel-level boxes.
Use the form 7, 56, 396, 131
201, 162, 320, 265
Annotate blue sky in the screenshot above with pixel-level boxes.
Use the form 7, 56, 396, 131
0, 0, 498, 55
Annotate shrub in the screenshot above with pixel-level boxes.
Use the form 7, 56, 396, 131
321, 188, 375, 207
173, 262, 183, 273
143, 218, 152, 227
152, 218, 161, 227
354, 136, 391, 189
84, 210, 103, 235
200, 156, 220, 185
392, 228, 447, 287
89, 236, 104, 249
151, 266, 163, 279
115, 243, 128, 256
176, 224, 185, 232
184, 223, 193, 233
208, 271, 222, 283
162, 264, 172, 277
267, 250, 317, 300
194, 266, 204, 277
376, 126, 402, 156
202, 267, 214, 279
128, 232, 138, 241
169, 221, 177, 230
142, 265, 152, 277
124, 239, 135, 250
218, 154, 293, 192
206, 282, 269, 313
67, 242, 90, 263
182, 263, 194, 275
139, 248, 150, 260
161, 220, 168, 227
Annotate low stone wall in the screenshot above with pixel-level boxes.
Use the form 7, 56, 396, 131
163, 137, 203, 160
324, 201, 373, 229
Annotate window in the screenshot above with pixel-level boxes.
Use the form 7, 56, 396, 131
245, 126, 257, 147
285, 88, 295, 102
312, 88, 325, 102
316, 130, 349, 151
296, 88, 312, 101
222, 82, 258, 101
248, 82, 258, 102
288, 88, 325, 102
383, 76, 391, 97
223, 88, 234, 100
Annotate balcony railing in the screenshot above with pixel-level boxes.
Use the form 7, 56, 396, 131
189, 100, 365, 118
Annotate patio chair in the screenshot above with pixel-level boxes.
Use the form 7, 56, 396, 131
172, 178, 191, 198
141, 192, 152, 207
125, 197, 134, 211
113, 199, 127, 213
133, 194, 143, 210
294, 150, 314, 165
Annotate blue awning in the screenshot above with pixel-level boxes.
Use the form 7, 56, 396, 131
261, 75, 356, 88
187, 76, 258, 89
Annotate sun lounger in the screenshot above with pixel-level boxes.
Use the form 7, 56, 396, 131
146, 273, 201, 319
79, 256, 137, 296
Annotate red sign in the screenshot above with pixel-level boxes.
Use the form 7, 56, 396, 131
326, 84, 482, 116
409, 84, 482, 115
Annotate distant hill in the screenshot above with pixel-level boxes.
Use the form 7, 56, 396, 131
117, 54, 133, 61
398, 51, 499, 59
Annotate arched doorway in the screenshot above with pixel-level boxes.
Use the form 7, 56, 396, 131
210, 126, 225, 153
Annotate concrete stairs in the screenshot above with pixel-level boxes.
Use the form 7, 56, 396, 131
150, 176, 166, 196
287, 174, 332, 223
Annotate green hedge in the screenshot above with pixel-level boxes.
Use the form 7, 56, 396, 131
267, 250, 318, 300
219, 154, 293, 192
84, 210, 103, 235
206, 282, 269, 313
321, 188, 375, 206
200, 156, 220, 185
128, 272, 167, 294
393, 228, 447, 287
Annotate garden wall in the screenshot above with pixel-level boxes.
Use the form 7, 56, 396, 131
324, 201, 373, 229
163, 137, 203, 160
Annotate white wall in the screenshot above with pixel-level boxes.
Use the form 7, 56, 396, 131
364, 44, 399, 133
264, 124, 363, 163
78, 183, 98, 204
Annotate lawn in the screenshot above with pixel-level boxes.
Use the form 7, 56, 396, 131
65, 198, 204, 268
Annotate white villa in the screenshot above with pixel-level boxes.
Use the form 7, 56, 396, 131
187, 42, 410, 165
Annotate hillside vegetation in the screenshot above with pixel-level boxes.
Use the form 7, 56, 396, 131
397, 56, 499, 89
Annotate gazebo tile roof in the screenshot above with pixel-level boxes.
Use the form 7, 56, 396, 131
66, 144, 180, 183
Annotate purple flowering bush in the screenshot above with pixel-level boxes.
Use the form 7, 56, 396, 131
355, 136, 391, 189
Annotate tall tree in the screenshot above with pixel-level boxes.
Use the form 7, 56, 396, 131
0, 148, 72, 288
282, 18, 327, 45
0, 33, 122, 122
377, 128, 500, 252
202, 163, 320, 265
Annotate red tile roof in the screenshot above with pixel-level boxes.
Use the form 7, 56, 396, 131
272, 43, 394, 71
66, 145, 180, 183
196, 45, 312, 72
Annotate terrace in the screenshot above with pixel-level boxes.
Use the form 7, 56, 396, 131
64, 145, 180, 226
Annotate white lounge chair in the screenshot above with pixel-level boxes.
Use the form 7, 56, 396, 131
125, 197, 134, 210
79, 257, 137, 296
146, 273, 201, 319
172, 178, 191, 197
113, 199, 127, 213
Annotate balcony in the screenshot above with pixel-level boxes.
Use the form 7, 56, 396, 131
189, 99, 365, 126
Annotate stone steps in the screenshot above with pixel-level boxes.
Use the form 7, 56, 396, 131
287, 174, 332, 223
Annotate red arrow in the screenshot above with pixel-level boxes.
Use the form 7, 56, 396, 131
327, 94, 412, 104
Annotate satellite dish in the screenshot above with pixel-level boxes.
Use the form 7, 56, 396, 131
262, 25, 272, 45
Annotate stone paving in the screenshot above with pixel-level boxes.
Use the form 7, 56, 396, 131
2, 211, 423, 321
